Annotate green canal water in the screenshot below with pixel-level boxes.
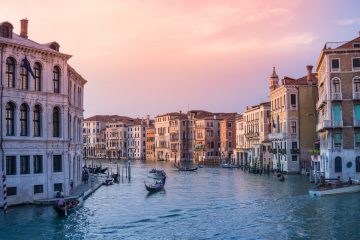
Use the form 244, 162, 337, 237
1, 160, 360, 240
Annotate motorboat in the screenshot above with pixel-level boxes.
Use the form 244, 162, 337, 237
309, 180, 360, 197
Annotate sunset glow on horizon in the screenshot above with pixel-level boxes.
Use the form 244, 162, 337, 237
2, 0, 360, 118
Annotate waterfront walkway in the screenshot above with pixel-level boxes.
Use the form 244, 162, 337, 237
33, 174, 104, 206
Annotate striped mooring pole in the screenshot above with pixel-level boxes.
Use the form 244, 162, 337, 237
2, 172, 7, 214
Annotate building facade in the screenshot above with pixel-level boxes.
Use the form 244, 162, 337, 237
0, 19, 86, 206
316, 33, 360, 179
146, 126, 156, 161
219, 113, 237, 162
269, 66, 318, 173
83, 115, 108, 159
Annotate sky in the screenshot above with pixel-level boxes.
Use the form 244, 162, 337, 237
2, 0, 360, 118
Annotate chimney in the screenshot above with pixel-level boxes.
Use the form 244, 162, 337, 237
20, 18, 28, 39
306, 65, 313, 83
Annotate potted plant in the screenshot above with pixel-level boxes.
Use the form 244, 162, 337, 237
309, 149, 320, 161
279, 149, 287, 155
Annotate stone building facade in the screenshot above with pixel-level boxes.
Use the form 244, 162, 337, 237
0, 19, 86, 206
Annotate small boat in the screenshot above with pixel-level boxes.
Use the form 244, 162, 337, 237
278, 175, 285, 182
54, 196, 83, 216
174, 164, 198, 172
144, 180, 165, 193
104, 177, 114, 185
198, 164, 204, 168
309, 181, 360, 197
98, 167, 108, 174
220, 163, 237, 169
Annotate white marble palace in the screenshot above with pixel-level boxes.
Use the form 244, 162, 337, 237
0, 19, 86, 206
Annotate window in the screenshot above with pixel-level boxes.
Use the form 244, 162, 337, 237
356, 132, 360, 148
7, 187, 17, 196
20, 103, 28, 136
332, 79, 341, 93
6, 156, 16, 175
53, 107, 61, 137
34, 62, 41, 91
6, 57, 15, 88
333, 104, 342, 122
356, 156, 360, 172
290, 94, 296, 108
334, 132, 342, 148
53, 155, 62, 172
335, 156, 342, 172
353, 58, 360, 71
20, 59, 29, 90
331, 59, 340, 71
34, 185, 43, 194
228, 131, 232, 137
291, 121, 297, 134
292, 141, 298, 149
33, 105, 41, 137
5, 102, 15, 136
292, 155, 298, 161
54, 183, 63, 192
20, 156, 30, 174
53, 66, 60, 93
227, 122, 232, 128
34, 155, 43, 174
354, 78, 360, 92
354, 43, 360, 48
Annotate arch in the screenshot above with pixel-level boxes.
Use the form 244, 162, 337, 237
20, 103, 29, 136
6, 57, 16, 88
53, 107, 61, 137
331, 77, 341, 93
5, 102, 15, 136
53, 66, 61, 93
33, 104, 42, 137
34, 62, 42, 91
335, 156, 342, 173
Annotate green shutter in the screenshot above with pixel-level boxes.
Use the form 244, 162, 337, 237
333, 105, 341, 121
355, 105, 360, 120
356, 133, 360, 143
334, 133, 342, 144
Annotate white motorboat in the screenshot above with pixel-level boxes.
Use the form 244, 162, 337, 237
309, 182, 360, 197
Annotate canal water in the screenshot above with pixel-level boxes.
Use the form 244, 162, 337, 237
1, 160, 360, 240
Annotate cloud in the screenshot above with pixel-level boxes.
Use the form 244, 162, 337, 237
334, 18, 360, 25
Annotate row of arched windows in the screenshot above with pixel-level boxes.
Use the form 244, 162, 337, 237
5, 102, 61, 138
331, 77, 360, 93
5, 57, 61, 93
334, 156, 360, 173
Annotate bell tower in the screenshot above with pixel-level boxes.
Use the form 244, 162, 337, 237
269, 67, 279, 91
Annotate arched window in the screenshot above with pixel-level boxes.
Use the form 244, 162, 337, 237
354, 77, 360, 93
53, 66, 60, 93
5, 102, 15, 136
335, 156, 342, 173
34, 62, 42, 91
20, 103, 29, 136
356, 156, 360, 172
33, 105, 41, 137
332, 78, 341, 93
6, 57, 15, 88
53, 107, 61, 137
20, 59, 29, 90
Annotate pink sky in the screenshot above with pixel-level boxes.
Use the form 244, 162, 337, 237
2, 0, 360, 118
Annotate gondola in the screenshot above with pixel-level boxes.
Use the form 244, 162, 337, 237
174, 164, 198, 172
148, 169, 166, 179
54, 196, 83, 216
278, 174, 285, 182
144, 180, 165, 193
98, 167, 108, 174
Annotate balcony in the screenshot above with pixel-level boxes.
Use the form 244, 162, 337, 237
268, 132, 286, 140
354, 119, 360, 127
333, 120, 343, 128
353, 92, 360, 100
331, 92, 343, 101
316, 94, 327, 109
245, 132, 259, 138
316, 120, 332, 131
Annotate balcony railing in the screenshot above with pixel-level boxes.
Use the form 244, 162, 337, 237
268, 132, 286, 140
316, 120, 332, 131
354, 119, 360, 127
245, 132, 259, 138
331, 92, 343, 101
353, 92, 360, 100
333, 120, 343, 128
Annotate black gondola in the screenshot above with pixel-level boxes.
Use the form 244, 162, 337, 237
54, 196, 83, 215
144, 181, 165, 193
98, 167, 108, 174
174, 164, 198, 172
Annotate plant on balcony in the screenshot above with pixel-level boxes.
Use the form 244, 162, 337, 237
291, 148, 300, 154
279, 149, 287, 155
308, 149, 320, 156
270, 148, 277, 154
